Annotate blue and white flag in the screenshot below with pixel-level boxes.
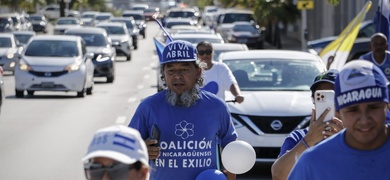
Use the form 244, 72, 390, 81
374, 0, 390, 49
153, 17, 174, 63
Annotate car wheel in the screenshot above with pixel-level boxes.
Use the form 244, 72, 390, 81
15, 89, 24, 98
86, 86, 93, 95
107, 75, 114, 83
27, 90, 35, 96
126, 52, 131, 61
77, 88, 85, 97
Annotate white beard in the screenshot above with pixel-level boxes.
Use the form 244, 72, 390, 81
165, 87, 200, 107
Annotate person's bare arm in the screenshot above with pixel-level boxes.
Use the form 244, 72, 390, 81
230, 83, 244, 103
271, 108, 341, 180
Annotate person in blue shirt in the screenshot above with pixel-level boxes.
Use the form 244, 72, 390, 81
129, 40, 238, 180
288, 60, 390, 180
359, 32, 390, 81
359, 32, 390, 124
271, 69, 344, 180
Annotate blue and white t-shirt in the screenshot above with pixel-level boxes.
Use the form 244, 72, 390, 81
359, 51, 390, 81
202, 62, 237, 101
129, 90, 237, 180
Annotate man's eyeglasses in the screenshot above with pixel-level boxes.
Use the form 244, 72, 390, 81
198, 49, 212, 56
84, 162, 135, 180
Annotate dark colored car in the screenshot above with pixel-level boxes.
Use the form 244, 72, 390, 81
0, 16, 14, 32
65, 27, 116, 83
144, 7, 160, 21
122, 11, 146, 39
307, 20, 374, 54
227, 21, 264, 49
29, 14, 48, 33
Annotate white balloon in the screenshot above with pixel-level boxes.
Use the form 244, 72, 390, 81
221, 140, 256, 174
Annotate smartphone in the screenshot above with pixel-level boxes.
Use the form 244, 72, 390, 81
151, 124, 161, 147
314, 90, 335, 122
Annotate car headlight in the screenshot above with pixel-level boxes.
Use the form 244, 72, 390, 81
6, 53, 14, 59
95, 54, 110, 62
65, 63, 80, 71
19, 60, 31, 71
120, 40, 129, 45
297, 116, 312, 129
228, 36, 236, 42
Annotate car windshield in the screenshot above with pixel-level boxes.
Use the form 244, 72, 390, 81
68, 33, 107, 46
168, 11, 195, 18
98, 26, 125, 35
0, 18, 9, 26
123, 14, 143, 20
0, 37, 12, 47
222, 13, 254, 24
112, 20, 134, 28
224, 59, 323, 91
175, 37, 222, 44
233, 24, 257, 33
166, 22, 192, 28
213, 49, 244, 61
25, 40, 78, 57
29, 16, 44, 21
14, 34, 33, 44
57, 19, 78, 25
82, 14, 95, 18
96, 15, 111, 21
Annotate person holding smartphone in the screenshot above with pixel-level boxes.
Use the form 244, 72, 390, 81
289, 60, 390, 179
196, 41, 244, 103
271, 69, 344, 180
82, 125, 150, 180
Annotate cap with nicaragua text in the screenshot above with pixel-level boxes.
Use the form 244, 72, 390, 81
334, 60, 389, 110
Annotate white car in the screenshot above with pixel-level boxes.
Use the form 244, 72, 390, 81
14, 35, 94, 98
53, 17, 82, 35
219, 50, 327, 163
171, 33, 224, 45
97, 22, 132, 61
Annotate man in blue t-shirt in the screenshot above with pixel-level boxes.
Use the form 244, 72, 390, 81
359, 32, 390, 123
288, 60, 390, 179
129, 40, 238, 180
359, 33, 390, 81
271, 70, 344, 180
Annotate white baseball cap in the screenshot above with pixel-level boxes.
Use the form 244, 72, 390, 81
82, 125, 149, 166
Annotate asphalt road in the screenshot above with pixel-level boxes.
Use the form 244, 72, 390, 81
0, 20, 273, 180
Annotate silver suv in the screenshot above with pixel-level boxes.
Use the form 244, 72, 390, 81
97, 22, 132, 61
65, 27, 116, 83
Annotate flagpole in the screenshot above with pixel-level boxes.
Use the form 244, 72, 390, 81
153, 15, 173, 42
333, 1, 371, 56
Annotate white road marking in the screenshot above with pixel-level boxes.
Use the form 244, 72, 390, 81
144, 74, 150, 79
137, 85, 144, 89
128, 97, 137, 103
115, 116, 127, 124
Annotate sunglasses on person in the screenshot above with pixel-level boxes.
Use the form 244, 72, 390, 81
314, 69, 339, 82
84, 162, 135, 180
198, 49, 212, 56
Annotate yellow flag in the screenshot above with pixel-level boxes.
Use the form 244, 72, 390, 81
320, 1, 372, 70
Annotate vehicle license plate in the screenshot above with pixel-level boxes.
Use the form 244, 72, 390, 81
41, 82, 55, 88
